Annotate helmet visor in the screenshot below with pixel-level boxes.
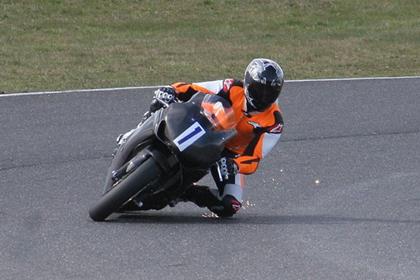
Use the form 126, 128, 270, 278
247, 83, 281, 111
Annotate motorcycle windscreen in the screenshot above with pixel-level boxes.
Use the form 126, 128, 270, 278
200, 94, 236, 131
163, 93, 237, 168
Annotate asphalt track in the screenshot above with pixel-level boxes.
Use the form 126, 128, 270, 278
1, 78, 420, 280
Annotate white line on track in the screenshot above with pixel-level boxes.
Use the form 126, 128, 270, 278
0, 86, 163, 97
1, 76, 419, 97
287, 75, 420, 83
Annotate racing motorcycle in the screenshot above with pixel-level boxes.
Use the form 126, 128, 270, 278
89, 92, 237, 221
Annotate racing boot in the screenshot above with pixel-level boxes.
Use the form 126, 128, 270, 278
182, 185, 241, 218
208, 195, 242, 218
181, 185, 221, 208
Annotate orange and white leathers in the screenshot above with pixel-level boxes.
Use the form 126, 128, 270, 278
171, 79, 284, 203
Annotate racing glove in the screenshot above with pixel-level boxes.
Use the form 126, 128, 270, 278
217, 157, 238, 180
149, 87, 177, 112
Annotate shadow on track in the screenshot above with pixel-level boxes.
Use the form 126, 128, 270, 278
105, 212, 420, 225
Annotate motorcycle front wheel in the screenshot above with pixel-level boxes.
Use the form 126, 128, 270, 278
88, 157, 161, 221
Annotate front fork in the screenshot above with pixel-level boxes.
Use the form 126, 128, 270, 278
111, 148, 152, 183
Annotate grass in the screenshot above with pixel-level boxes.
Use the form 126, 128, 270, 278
1, 0, 419, 92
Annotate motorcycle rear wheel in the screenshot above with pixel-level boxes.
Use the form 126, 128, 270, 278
89, 157, 161, 221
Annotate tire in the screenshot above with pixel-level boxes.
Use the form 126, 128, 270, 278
89, 157, 161, 221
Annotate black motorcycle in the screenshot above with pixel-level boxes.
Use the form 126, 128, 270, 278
89, 92, 237, 221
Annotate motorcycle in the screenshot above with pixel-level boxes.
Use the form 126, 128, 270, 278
89, 92, 237, 221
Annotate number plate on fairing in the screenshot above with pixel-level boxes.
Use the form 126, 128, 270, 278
173, 122, 206, 152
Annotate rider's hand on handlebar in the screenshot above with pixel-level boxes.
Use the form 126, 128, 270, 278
149, 87, 177, 112
155, 87, 177, 105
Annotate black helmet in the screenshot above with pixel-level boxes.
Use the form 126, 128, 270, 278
244, 58, 284, 112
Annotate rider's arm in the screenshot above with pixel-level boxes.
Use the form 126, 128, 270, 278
234, 111, 284, 175
171, 80, 226, 101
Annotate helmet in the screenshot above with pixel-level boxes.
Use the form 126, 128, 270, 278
244, 58, 284, 112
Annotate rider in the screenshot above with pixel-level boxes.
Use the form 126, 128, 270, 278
146, 58, 285, 217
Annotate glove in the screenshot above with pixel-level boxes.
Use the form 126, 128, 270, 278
209, 195, 242, 218
149, 87, 177, 112
217, 157, 238, 181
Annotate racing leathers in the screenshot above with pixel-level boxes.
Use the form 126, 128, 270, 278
155, 79, 284, 217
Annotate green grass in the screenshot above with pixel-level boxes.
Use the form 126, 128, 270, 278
1, 0, 420, 92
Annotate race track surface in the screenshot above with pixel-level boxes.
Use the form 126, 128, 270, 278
1, 78, 420, 280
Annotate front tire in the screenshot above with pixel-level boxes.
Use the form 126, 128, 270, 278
89, 158, 161, 221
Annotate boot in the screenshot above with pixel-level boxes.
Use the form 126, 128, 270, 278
182, 185, 221, 208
